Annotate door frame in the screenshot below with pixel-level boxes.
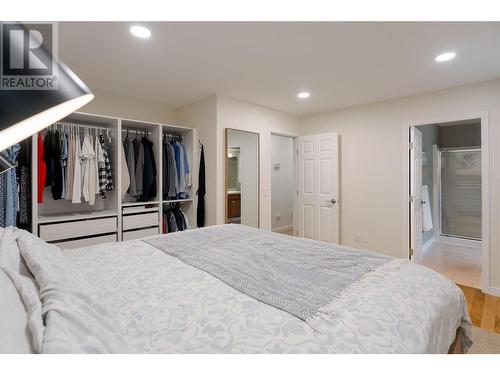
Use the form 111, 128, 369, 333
270, 132, 298, 236
224, 128, 260, 227
402, 111, 490, 293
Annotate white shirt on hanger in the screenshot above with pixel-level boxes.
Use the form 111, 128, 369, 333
71, 130, 82, 204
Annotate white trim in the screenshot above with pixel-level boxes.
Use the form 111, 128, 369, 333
402, 111, 490, 294
432, 145, 440, 241
483, 286, 500, 298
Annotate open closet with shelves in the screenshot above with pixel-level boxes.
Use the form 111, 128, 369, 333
27, 111, 198, 248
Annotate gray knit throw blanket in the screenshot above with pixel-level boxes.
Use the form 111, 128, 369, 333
145, 225, 391, 321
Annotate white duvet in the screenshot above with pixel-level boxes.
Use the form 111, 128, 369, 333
15, 225, 471, 354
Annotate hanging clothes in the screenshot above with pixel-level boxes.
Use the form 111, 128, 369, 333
183, 141, 191, 190
101, 136, 114, 193
17, 139, 31, 230
0, 166, 6, 228
4, 145, 20, 227
43, 130, 53, 188
123, 135, 137, 196
51, 130, 63, 200
71, 130, 82, 204
60, 132, 68, 199
166, 141, 178, 199
121, 142, 130, 200
134, 138, 144, 197
162, 138, 169, 200
163, 205, 189, 233
176, 141, 187, 199
197, 144, 206, 227
81, 131, 95, 204
140, 137, 157, 201
37, 133, 46, 203
65, 130, 74, 201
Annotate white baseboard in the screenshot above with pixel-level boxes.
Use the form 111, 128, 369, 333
272, 225, 293, 233
482, 285, 500, 297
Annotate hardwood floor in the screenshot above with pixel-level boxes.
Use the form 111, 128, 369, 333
418, 241, 481, 289
457, 284, 500, 334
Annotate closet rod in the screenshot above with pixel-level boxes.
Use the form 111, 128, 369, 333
54, 122, 110, 131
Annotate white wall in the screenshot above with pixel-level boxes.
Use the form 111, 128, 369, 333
271, 135, 295, 231
216, 95, 300, 230
299, 79, 500, 293
176, 95, 218, 226
82, 89, 177, 123
227, 130, 259, 227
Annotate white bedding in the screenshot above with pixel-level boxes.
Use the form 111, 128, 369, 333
15, 225, 471, 354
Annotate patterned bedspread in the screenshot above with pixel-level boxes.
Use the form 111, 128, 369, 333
17, 225, 472, 353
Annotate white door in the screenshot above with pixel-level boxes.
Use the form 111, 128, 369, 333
297, 132, 339, 243
410, 127, 423, 260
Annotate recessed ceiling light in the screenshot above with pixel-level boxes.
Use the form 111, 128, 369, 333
435, 52, 456, 62
297, 92, 310, 99
130, 25, 151, 39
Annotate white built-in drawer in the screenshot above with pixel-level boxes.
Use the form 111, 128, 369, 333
39, 217, 117, 242
122, 212, 158, 231
56, 234, 117, 249
122, 227, 159, 241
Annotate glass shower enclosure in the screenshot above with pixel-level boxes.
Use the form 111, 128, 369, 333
440, 148, 482, 240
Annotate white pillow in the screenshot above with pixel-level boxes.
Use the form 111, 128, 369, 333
0, 268, 33, 353
0, 226, 34, 280
0, 227, 45, 353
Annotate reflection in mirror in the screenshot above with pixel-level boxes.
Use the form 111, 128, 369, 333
225, 129, 259, 227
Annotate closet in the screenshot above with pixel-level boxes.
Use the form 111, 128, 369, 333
28, 112, 198, 248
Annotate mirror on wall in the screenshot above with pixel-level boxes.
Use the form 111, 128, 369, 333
225, 128, 259, 227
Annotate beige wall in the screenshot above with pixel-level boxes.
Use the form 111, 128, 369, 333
81, 89, 177, 124
176, 95, 218, 226
299, 79, 500, 292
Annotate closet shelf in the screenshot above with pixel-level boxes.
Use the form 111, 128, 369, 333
162, 198, 194, 204
38, 210, 118, 224
121, 201, 160, 207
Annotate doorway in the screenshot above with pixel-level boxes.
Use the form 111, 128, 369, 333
409, 117, 487, 289
271, 134, 296, 236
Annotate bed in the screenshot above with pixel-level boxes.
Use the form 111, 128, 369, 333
0, 224, 472, 354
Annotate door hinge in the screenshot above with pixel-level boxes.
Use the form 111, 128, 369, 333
409, 248, 414, 258
409, 194, 414, 203
409, 142, 414, 150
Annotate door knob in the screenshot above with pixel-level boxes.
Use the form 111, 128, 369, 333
421, 200, 426, 205
326, 198, 336, 204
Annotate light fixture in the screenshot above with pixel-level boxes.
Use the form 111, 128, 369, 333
0, 23, 94, 174
297, 92, 310, 99
435, 52, 456, 62
130, 25, 151, 39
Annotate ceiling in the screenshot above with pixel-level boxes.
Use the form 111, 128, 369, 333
59, 22, 500, 116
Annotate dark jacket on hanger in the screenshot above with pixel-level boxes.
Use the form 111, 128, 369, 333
140, 137, 157, 201
162, 139, 169, 200
51, 130, 63, 200
197, 144, 206, 227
